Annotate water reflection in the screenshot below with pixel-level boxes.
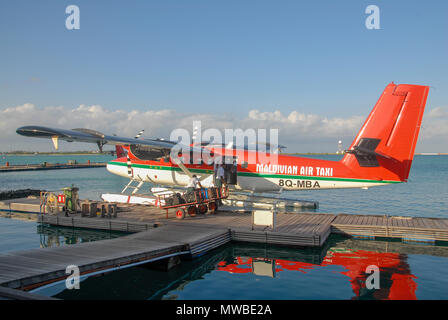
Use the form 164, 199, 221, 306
36, 235, 448, 300
217, 241, 418, 300
0, 215, 129, 254
37, 224, 128, 248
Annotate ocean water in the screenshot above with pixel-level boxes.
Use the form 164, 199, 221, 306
1, 154, 448, 300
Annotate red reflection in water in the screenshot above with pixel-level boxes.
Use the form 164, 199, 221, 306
216, 249, 417, 300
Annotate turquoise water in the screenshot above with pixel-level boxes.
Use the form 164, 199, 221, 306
1, 154, 448, 300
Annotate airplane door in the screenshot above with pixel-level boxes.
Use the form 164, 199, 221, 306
214, 157, 238, 186
225, 158, 238, 185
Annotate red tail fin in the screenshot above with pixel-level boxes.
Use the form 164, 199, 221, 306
342, 82, 429, 182
115, 145, 127, 158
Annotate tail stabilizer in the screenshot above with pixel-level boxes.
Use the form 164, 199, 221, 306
342, 82, 429, 182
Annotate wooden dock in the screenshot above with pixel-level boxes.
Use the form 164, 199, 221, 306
3, 197, 448, 244
0, 162, 106, 172
0, 224, 230, 290
0, 197, 44, 214
38, 208, 335, 247
331, 214, 448, 242
32, 212, 334, 248
68, 202, 448, 243
36, 204, 448, 244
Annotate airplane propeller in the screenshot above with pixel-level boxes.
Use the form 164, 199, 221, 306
135, 129, 145, 139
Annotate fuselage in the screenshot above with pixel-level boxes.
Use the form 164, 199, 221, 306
107, 147, 399, 192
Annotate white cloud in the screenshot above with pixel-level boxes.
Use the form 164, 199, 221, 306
427, 107, 448, 119
0, 103, 447, 152
420, 107, 448, 143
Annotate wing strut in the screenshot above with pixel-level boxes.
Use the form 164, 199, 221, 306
51, 136, 59, 150
172, 157, 193, 178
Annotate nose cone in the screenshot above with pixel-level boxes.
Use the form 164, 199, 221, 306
106, 162, 114, 174
16, 126, 31, 136
106, 161, 129, 178
16, 126, 58, 137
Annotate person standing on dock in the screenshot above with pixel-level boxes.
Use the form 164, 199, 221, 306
215, 165, 225, 188
186, 174, 203, 193
215, 164, 226, 205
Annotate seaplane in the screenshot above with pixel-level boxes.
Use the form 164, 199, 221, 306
16, 82, 429, 208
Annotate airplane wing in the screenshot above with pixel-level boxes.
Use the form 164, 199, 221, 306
16, 125, 204, 161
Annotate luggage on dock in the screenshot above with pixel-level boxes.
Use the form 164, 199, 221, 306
194, 189, 203, 201
199, 188, 208, 200
184, 188, 217, 203
171, 193, 185, 205
184, 190, 196, 203
165, 193, 185, 206
165, 197, 174, 206
208, 187, 218, 199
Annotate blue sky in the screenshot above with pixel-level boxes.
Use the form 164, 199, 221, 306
1, 0, 447, 152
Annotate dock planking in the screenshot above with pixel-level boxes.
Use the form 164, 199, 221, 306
0, 163, 106, 172
0, 224, 230, 290
6, 196, 448, 244
37, 209, 335, 248
331, 214, 448, 241
4, 197, 448, 244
